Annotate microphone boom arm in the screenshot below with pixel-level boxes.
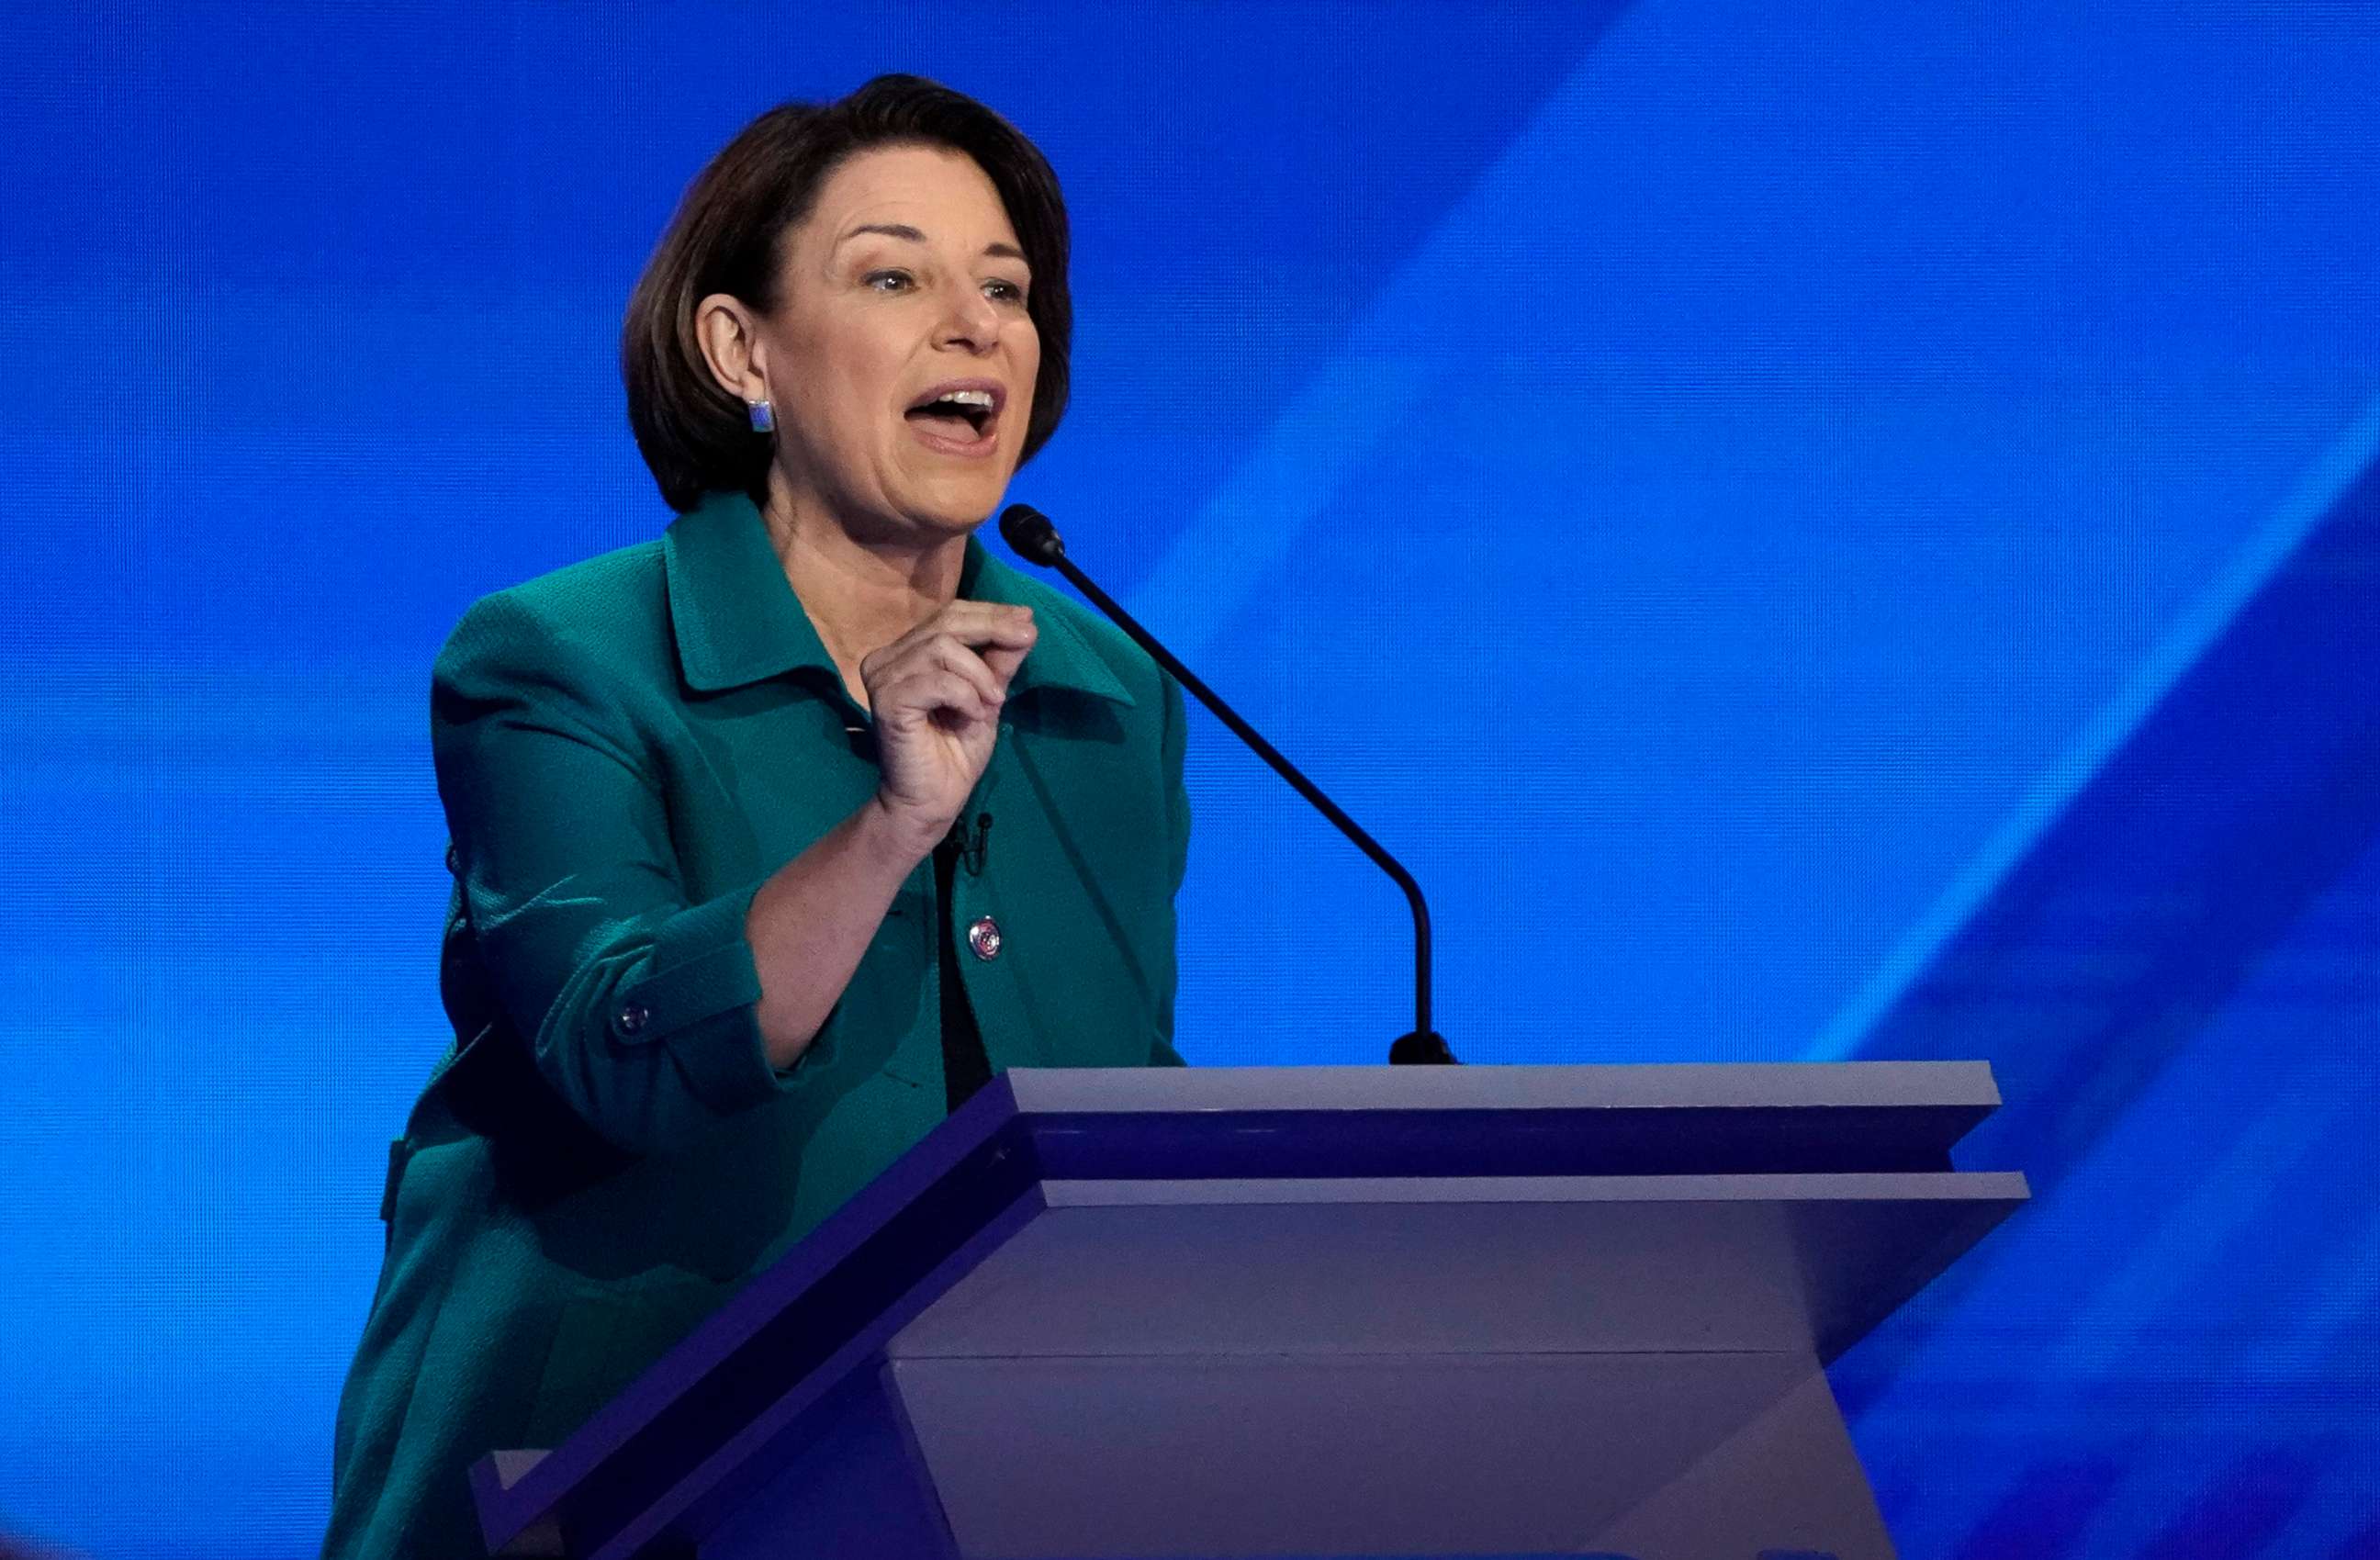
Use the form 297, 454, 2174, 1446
1004, 507, 1454, 1063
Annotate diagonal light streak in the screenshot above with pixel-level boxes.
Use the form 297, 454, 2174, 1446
1806, 393, 2380, 1061
1120, 40, 1626, 655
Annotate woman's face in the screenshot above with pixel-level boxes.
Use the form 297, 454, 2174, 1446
737, 143, 1041, 543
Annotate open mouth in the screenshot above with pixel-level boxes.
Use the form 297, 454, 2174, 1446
904, 382, 1004, 447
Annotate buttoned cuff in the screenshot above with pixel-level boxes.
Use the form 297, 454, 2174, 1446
606, 882, 817, 1118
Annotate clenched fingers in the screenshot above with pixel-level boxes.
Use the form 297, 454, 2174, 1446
873, 636, 1005, 724
859, 603, 1036, 705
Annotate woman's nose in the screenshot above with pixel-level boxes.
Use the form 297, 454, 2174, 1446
936, 281, 1002, 352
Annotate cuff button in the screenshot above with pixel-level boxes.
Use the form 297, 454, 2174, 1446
616, 1002, 651, 1036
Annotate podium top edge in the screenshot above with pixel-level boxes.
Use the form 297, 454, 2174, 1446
1003, 1060, 2002, 1113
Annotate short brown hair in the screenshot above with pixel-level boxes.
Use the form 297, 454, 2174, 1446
622, 74, 1072, 513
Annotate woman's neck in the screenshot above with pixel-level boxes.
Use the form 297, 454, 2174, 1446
761, 487, 970, 710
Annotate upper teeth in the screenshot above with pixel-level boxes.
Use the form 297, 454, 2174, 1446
937, 389, 994, 408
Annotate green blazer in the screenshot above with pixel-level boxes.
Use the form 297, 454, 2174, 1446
323, 491, 1188, 1559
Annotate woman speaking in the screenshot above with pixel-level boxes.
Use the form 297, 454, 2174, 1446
323, 74, 1188, 1558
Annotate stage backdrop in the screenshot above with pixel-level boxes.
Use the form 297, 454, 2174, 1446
3, 3, 2374, 1555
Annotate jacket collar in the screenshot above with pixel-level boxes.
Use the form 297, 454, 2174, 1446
663, 490, 1132, 707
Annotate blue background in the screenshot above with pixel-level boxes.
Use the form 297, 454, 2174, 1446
2, 2, 2375, 1555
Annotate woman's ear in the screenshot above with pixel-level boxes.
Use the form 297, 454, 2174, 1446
694, 293, 769, 403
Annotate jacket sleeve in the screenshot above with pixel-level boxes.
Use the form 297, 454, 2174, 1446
1150, 670, 1191, 1067
432, 590, 821, 1153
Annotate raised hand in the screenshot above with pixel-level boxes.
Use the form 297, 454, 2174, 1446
859, 600, 1037, 857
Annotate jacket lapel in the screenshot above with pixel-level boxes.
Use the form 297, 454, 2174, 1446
662, 488, 1135, 711
662, 492, 840, 694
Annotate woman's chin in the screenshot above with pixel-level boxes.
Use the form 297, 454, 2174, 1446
899, 473, 1013, 533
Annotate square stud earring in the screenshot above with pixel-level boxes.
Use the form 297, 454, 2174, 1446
747, 398, 775, 433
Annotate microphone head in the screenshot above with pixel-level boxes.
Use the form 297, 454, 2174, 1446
999, 503, 1066, 567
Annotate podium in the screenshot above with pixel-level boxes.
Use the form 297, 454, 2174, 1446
471, 1063, 2025, 1560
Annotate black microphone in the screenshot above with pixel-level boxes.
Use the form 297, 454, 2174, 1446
999, 503, 1456, 1065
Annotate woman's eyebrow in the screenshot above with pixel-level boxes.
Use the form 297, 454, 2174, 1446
840, 222, 926, 247
838, 222, 1027, 264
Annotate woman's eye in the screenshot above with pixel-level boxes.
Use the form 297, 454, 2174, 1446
984, 278, 1027, 304
863, 270, 915, 293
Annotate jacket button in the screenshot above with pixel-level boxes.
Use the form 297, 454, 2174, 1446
616, 1002, 651, 1035
967, 916, 1004, 961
